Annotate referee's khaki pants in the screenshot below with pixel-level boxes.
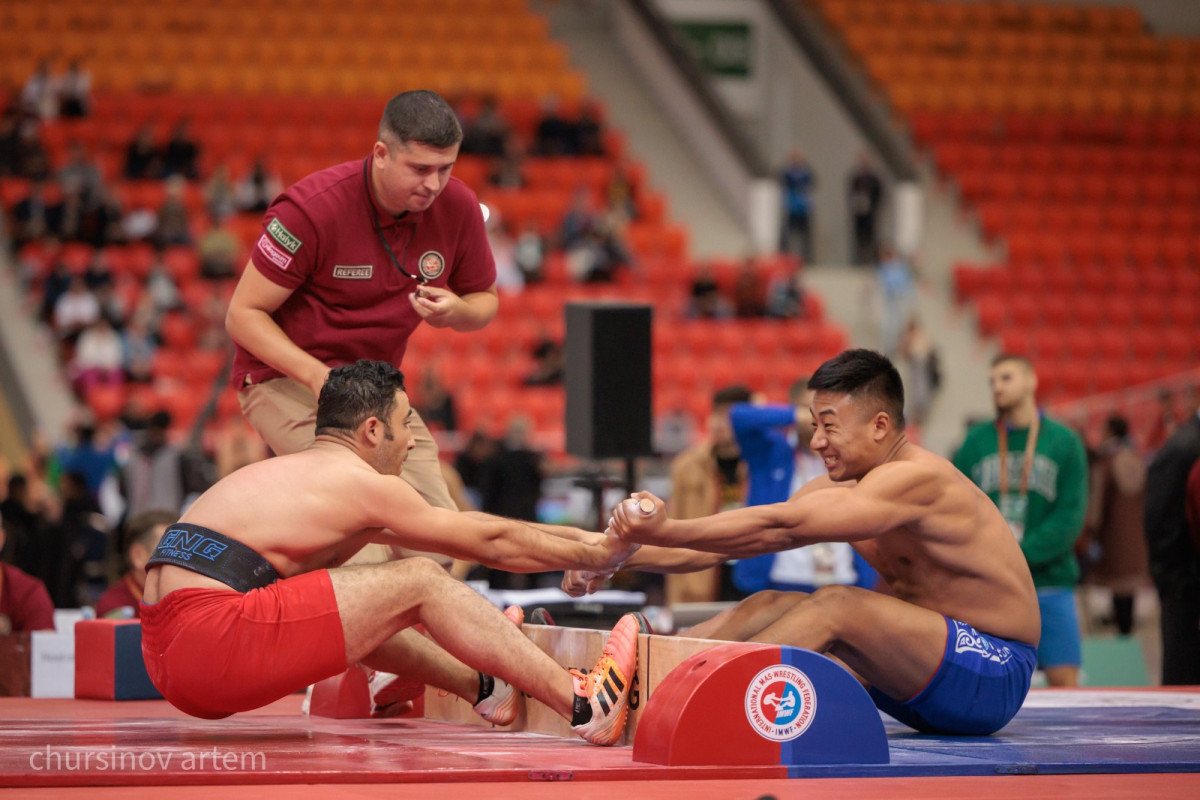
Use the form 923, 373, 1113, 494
238, 376, 456, 568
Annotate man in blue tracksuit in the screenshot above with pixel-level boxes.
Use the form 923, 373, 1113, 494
730, 378, 877, 594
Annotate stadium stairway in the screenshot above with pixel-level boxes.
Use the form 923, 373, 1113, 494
537, 0, 752, 258
802, 157, 999, 457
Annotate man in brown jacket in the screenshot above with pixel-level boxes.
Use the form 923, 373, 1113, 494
1082, 416, 1149, 635
665, 386, 750, 603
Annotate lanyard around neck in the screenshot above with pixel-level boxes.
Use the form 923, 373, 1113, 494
363, 159, 423, 283
997, 412, 1040, 497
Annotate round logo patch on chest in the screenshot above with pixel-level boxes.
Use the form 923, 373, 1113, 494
418, 250, 446, 281
744, 664, 817, 741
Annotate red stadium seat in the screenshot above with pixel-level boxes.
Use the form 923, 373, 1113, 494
1129, 328, 1162, 360
1092, 363, 1126, 394
1008, 295, 1039, 328
1132, 295, 1166, 326
1108, 268, 1140, 297
974, 293, 1006, 336
216, 387, 242, 421
1063, 233, 1100, 267
1040, 293, 1073, 327
59, 243, 94, 274
1125, 362, 1158, 388
85, 383, 128, 422
1162, 329, 1195, 361
1063, 329, 1099, 360
954, 263, 1006, 302
1171, 269, 1200, 296
1100, 295, 1136, 329
1031, 329, 1068, 361
1095, 328, 1130, 361
1165, 296, 1199, 327
159, 313, 199, 350
1001, 328, 1034, 358
162, 247, 201, 285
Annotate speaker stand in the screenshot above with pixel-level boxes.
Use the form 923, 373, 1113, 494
572, 458, 638, 533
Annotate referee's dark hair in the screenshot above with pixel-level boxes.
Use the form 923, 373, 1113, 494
379, 90, 463, 149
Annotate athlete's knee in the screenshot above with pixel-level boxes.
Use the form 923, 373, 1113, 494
805, 584, 864, 618
744, 589, 795, 611
387, 555, 450, 585
728, 590, 805, 628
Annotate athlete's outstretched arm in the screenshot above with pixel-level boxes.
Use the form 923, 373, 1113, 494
366, 475, 634, 573
459, 511, 598, 544
611, 463, 941, 556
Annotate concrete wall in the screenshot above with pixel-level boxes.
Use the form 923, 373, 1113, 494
653, 0, 904, 265
614, 1, 779, 253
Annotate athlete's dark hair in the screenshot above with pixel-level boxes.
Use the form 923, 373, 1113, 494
317, 360, 407, 437
809, 349, 905, 429
379, 90, 463, 149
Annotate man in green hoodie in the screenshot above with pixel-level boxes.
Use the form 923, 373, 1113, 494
954, 354, 1089, 686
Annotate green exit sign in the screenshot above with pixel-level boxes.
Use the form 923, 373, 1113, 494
674, 20, 754, 78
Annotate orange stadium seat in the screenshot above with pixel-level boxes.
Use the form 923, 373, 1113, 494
85, 384, 128, 423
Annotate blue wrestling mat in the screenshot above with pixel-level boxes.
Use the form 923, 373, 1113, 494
789, 690, 1200, 779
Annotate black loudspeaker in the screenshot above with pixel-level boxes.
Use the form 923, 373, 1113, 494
565, 302, 654, 459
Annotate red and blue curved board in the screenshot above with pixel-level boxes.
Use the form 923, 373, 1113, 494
633, 642, 889, 767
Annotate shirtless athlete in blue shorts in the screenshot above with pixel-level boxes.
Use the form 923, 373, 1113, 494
571, 349, 1040, 736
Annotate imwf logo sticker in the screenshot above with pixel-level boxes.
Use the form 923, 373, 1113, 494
744, 664, 817, 742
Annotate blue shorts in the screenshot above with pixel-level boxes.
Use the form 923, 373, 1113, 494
870, 617, 1037, 735
1035, 588, 1082, 669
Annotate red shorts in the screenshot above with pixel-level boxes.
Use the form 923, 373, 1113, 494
140, 570, 347, 719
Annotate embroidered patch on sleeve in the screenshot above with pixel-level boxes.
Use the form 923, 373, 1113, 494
266, 218, 303, 253
257, 234, 294, 270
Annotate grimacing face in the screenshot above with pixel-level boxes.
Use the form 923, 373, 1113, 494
809, 391, 886, 481
377, 390, 416, 476
373, 139, 458, 215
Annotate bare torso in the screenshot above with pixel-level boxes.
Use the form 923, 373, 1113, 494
143, 445, 400, 603
831, 444, 1040, 644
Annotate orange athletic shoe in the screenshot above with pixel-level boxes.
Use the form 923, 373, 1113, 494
472, 605, 527, 726
570, 612, 648, 746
